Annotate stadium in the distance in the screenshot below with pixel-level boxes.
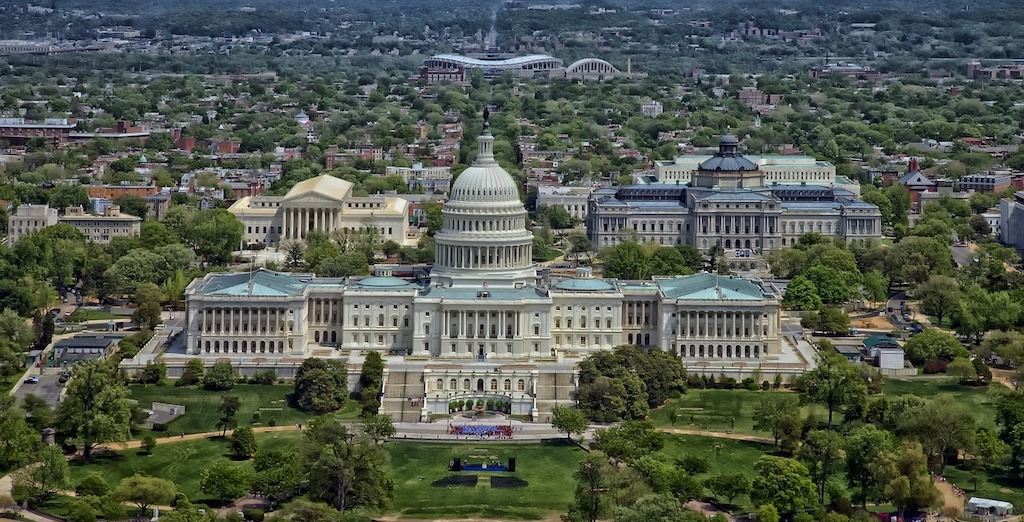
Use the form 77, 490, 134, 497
419, 53, 644, 83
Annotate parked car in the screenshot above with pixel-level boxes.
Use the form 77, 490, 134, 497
25, 376, 39, 384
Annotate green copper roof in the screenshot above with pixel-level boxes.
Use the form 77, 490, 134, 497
553, 278, 616, 292
352, 276, 419, 289
199, 270, 309, 297
657, 273, 765, 301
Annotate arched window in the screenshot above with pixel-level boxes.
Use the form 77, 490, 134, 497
436, 379, 444, 390
504, 379, 511, 391
517, 379, 525, 391
377, 314, 384, 327
490, 379, 498, 391
580, 317, 586, 328
450, 379, 458, 390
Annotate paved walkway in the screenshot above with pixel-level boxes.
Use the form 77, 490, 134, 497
661, 428, 773, 445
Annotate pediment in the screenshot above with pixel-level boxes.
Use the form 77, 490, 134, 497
282, 192, 344, 204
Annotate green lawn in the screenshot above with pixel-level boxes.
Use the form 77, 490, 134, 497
387, 440, 586, 520
658, 433, 773, 511
880, 379, 1006, 431
649, 389, 830, 435
942, 464, 1024, 510
68, 436, 587, 520
128, 383, 360, 438
66, 309, 122, 322
650, 380, 1006, 436
68, 432, 303, 505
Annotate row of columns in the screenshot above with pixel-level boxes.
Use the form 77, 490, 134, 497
309, 298, 341, 325
624, 301, 654, 326
436, 243, 530, 270
443, 310, 522, 339
283, 207, 340, 240
846, 218, 877, 235
198, 307, 292, 335
677, 310, 773, 339
701, 215, 778, 235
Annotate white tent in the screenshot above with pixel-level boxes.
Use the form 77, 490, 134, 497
966, 497, 1014, 517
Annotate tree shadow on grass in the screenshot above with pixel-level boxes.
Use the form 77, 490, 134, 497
431, 475, 478, 487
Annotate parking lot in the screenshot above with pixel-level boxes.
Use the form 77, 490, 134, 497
12, 372, 65, 407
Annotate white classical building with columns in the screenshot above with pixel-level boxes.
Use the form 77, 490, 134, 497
228, 175, 417, 248
182, 126, 797, 422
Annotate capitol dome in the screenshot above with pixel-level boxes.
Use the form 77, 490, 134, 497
431, 121, 536, 289
447, 132, 522, 207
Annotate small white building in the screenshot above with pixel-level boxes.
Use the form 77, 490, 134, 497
982, 210, 1000, 237
863, 335, 905, 370
640, 100, 663, 116
966, 497, 1014, 517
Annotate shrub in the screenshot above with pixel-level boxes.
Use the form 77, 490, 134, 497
772, 374, 782, 389
242, 508, 265, 521
687, 374, 705, 389
75, 473, 109, 497
722, 377, 737, 389
172, 492, 188, 508
94, 495, 127, 521
923, 359, 948, 374
152, 423, 168, 432
251, 370, 276, 385
761, 380, 771, 390
251, 410, 262, 423
65, 498, 99, 522
742, 378, 758, 391
178, 358, 205, 386
141, 435, 157, 454
267, 417, 277, 427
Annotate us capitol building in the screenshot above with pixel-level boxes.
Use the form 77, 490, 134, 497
180, 126, 806, 422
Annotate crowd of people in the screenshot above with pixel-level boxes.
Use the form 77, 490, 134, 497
935, 475, 966, 498
449, 425, 515, 438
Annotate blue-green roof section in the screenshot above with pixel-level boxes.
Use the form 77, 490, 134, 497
198, 270, 309, 297
657, 274, 766, 301
553, 278, 617, 292
350, 276, 421, 289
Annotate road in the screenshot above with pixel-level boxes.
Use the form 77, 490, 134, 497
12, 373, 64, 408
950, 243, 977, 268
885, 291, 911, 330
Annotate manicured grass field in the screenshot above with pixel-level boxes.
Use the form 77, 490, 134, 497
649, 389, 831, 434
68, 431, 304, 505
387, 440, 586, 520
943, 464, 1024, 510
880, 379, 1006, 431
128, 384, 359, 438
657, 434, 773, 511
66, 309, 122, 322
650, 379, 1006, 435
